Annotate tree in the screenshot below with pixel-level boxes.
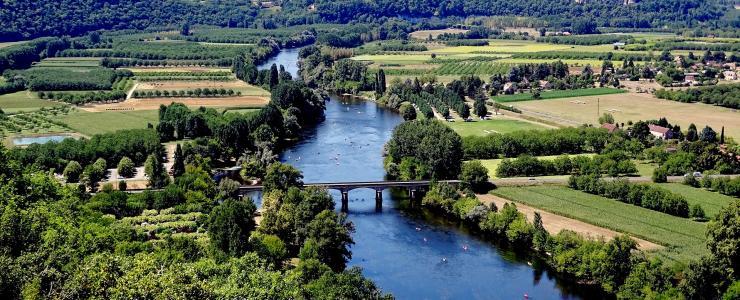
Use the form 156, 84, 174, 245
83, 158, 107, 191
701, 125, 718, 143
208, 199, 257, 256
263, 162, 303, 192
269, 63, 279, 89
304, 210, 355, 272
249, 232, 287, 267
460, 160, 489, 192
63, 160, 83, 183
144, 154, 169, 188
687, 123, 699, 142
721, 126, 725, 144
180, 22, 190, 36
572, 20, 597, 34
400, 104, 416, 121
387, 119, 463, 179
117, 157, 135, 178
172, 144, 185, 178
706, 200, 740, 274
652, 167, 668, 183
598, 113, 615, 125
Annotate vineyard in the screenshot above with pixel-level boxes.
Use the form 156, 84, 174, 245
120, 209, 207, 241
58, 41, 256, 60
433, 61, 512, 75
133, 70, 234, 81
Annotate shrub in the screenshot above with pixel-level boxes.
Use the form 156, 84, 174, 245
117, 156, 135, 178
460, 160, 490, 192
690, 204, 706, 221
652, 167, 668, 183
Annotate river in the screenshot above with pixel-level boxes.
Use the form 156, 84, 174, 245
260, 51, 597, 299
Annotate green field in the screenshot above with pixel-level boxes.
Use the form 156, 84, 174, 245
223, 108, 261, 115
33, 57, 102, 68
61, 110, 160, 136
657, 183, 736, 217
446, 118, 546, 136
0, 91, 62, 113
492, 186, 708, 264
480, 154, 596, 178
494, 88, 626, 103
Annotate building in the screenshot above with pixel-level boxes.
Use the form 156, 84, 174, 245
724, 70, 738, 80
684, 72, 700, 85
648, 124, 673, 139
601, 123, 618, 133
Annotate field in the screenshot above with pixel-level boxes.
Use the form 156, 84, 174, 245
60, 110, 160, 136
511, 92, 740, 139
491, 186, 709, 264
494, 88, 626, 103
409, 28, 469, 40
446, 118, 546, 136
32, 57, 101, 68
0, 106, 74, 142
479, 154, 596, 178
84, 96, 268, 112
135, 80, 269, 96
0, 91, 62, 113
656, 183, 736, 217
0, 41, 28, 49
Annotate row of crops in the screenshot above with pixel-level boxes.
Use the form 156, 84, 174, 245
0, 106, 73, 139
121, 209, 207, 240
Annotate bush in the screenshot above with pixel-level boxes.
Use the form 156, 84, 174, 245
652, 167, 668, 183
690, 204, 707, 221
570, 175, 689, 217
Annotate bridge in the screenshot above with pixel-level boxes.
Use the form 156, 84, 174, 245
239, 180, 462, 211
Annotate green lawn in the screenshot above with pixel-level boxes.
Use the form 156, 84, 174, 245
446, 118, 546, 136
61, 110, 160, 136
635, 160, 658, 177
479, 154, 596, 178
657, 183, 736, 217
0, 91, 62, 113
492, 186, 708, 264
494, 88, 626, 103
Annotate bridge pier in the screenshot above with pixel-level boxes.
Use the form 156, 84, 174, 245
408, 187, 419, 208
375, 189, 383, 211
341, 191, 349, 212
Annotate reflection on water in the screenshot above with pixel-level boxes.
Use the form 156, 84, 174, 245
13, 134, 73, 146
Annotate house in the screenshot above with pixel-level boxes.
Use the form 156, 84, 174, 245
724, 70, 738, 80
538, 80, 552, 89
684, 72, 700, 85
502, 82, 516, 94
613, 42, 626, 48
648, 124, 673, 139
601, 123, 618, 133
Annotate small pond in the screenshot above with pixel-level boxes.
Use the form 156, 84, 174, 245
12, 134, 73, 146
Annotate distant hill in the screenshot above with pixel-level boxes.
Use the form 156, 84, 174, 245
0, 0, 732, 42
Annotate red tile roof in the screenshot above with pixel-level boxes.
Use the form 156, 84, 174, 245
648, 124, 670, 134
601, 123, 618, 133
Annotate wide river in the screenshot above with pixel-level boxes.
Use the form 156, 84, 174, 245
260, 50, 598, 299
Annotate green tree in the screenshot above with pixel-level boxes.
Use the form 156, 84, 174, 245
598, 113, 615, 125
172, 144, 185, 178
117, 157, 135, 178
687, 123, 699, 141
387, 119, 463, 179
63, 160, 83, 183
144, 154, 169, 188
249, 232, 287, 267
460, 160, 489, 192
701, 125, 718, 143
707, 200, 740, 273
208, 199, 257, 256
474, 100, 487, 119
305, 210, 355, 272
269, 63, 279, 89
263, 162, 303, 192
400, 104, 416, 121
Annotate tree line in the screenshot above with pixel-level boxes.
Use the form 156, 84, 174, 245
655, 83, 740, 109
462, 127, 610, 159
496, 151, 637, 178
132, 88, 242, 99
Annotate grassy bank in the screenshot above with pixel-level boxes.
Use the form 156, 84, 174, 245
494, 88, 626, 103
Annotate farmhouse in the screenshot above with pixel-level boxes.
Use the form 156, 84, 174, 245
723, 70, 738, 80
684, 72, 700, 85
648, 124, 673, 139
601, 123, 618, 133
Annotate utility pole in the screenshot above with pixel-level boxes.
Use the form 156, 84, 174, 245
597, 98, 600, 118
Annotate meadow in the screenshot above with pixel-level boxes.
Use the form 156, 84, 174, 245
0, 91, 61, 113
61, 110, 159, 136
446, 118, 545, 136
491, 186, 709, 264
656, 183, 736, 217
33, 57, 102, 68
494, 88, 626, 103
479, 154, 596, 178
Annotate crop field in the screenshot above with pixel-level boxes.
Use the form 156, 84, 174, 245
0, 41, 28, 49
491, 186, 708, 264
494, 88, 626, 103
32, 57, 101, 68
511, 92, 740, 139
120, 210, 207, 242
0, 91, 62, 113
85, 96, 269, 111
61, 109, 159, 136
409, 28, 469, 39
479, 154, 596, 178
126, 67, 231, 73
656, 183, 736, 217
134, 80, 269, 96
446, 118, 546, 137
426, 40, 571, 54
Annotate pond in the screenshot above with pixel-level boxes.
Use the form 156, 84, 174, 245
12, 134, 73, 146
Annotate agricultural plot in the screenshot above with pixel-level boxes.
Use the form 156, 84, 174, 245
61, 110, 159, 136
134, 80, 269, 97
0, 91, 62, 113
511, 92, 740, 139
479, 154, 596, 178
120, 210, 207, 242
494, 88, 626, 103
491, 186, 708, 264
446, 118, 546, 137
656, 183, 736, 217
409, 28, 469, 39
0, 106, 74, 142
425, 40, 571, 54
32, 57, 101, 68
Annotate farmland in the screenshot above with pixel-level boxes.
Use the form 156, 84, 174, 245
656, 183, 737, 217
511, 92, 740, 138
491, 186, 709, 264
0, 106, 74, 142
446, 118, 546, 136
0, 91, 63, 113
494, 87, 625, 103
479, 154, 596, 178
60, 110, 160, 136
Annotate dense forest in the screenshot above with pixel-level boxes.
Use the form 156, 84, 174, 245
0, 0, 733, 42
